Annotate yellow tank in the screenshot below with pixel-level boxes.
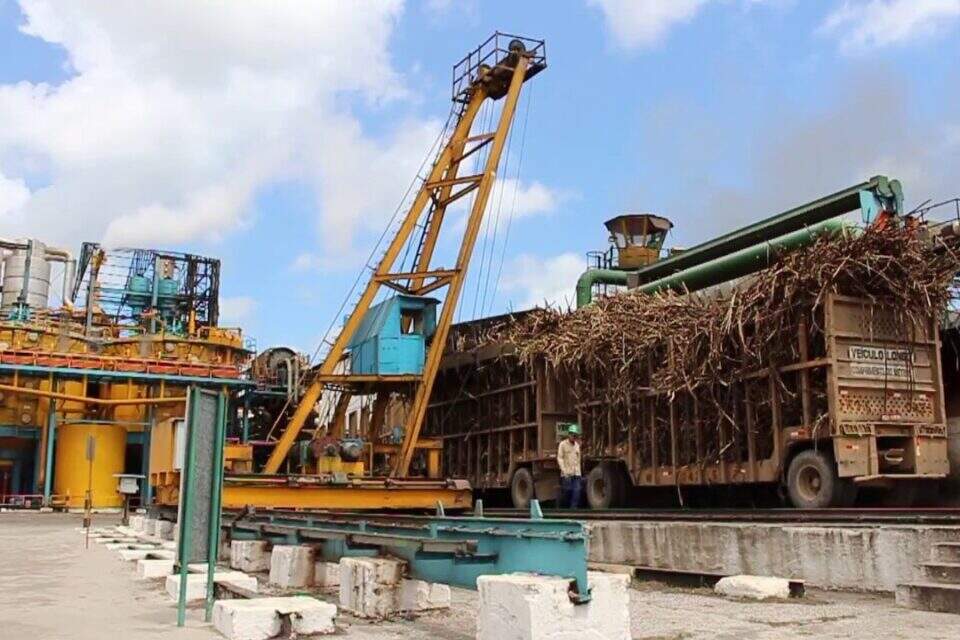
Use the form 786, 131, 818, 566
107, 382, 146, 426
61, 380, 86, 420
54, 423, 126, 508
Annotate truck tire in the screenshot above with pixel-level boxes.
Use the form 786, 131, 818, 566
586, 464, 620, 510
786, 449, 845, 508
510, 467, 535, 509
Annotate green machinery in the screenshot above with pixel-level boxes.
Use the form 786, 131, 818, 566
576, 175, 903, 307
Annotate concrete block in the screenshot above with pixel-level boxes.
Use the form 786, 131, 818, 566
129, 514, 145, 532
231, 540, 272, 573
143, 518, 157, 534
212, 596, 336, 640
399, 579, 451, 612
896, 582, 960, 613
160, 540, 177, 550
269, 545, 315, 588
137, 558, 175, 579
106, 542, 157, 550
165, 571, 258, 603
338, 557, 406, 619
476, 571, 630, 640
154, 519, 175, 540
715, 575, 791, 600
119, 549, 159, 561
97, 537, 138, 545
314, 561, 341, 589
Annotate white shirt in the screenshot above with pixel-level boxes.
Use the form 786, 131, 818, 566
557, 439, 581, 477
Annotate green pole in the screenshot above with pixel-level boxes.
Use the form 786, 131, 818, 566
176, 388, 199, 627
205, 392, 227, 621
142, 405, 154, 506
42, 396, 57, 505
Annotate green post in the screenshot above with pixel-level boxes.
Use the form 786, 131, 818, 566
205, 392, 227, 621
42, 396, 57, 505
142, 405, 154, 506
176, 389, 199, 627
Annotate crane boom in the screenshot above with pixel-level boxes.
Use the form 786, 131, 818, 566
262, 34, 546, 476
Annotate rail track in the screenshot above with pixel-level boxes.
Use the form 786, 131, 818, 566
152, 505, 960, 527
476, 507, 960, 526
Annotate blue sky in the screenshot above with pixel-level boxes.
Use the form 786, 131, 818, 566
0, 1, 958, 353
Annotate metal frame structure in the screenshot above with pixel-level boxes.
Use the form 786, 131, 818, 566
225, 499, 591, 603
262, 33, 547, 479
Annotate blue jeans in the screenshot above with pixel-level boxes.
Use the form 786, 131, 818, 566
561, 475, 582, 509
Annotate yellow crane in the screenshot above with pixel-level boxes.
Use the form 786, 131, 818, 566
236, 34, 546, 508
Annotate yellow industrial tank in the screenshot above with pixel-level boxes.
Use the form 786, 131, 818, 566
54, 423, 126, 508
108, 382, 146, 426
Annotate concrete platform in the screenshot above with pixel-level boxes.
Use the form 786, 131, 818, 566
588, 520, 960, 592
896, 582, 960, 614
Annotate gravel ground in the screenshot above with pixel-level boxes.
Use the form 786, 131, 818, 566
2, 511, 959, 639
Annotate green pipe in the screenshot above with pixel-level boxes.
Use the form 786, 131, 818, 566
629, 176, 899, 287
575, 269, 628, 308
637, 218, 848, 296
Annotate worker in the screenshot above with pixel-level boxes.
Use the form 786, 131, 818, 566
557, 424, 582, 508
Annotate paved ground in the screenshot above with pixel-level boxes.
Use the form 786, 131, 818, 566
2, 512, 960, 639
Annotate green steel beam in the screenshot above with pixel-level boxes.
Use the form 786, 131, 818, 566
0, 363, 252, 387
226, 499, 592, 603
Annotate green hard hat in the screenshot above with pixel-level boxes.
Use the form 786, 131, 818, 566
566, 423, 581, 435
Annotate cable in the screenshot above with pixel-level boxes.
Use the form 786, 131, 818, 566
479, 99, 520, 316
458, 98, 495, 324
490, 84, 534, 316
469, 99, 502, 320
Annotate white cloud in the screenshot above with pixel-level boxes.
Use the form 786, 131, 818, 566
500, 252, 585, 310
587, 0, 774, 49
219, 295, 256, 327
820, 0, 960, 52
587, 0, 711, 49
0, 171, 30, 220
0, 1, 413, 253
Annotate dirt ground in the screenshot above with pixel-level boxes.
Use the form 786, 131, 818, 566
1, 512, 959, 639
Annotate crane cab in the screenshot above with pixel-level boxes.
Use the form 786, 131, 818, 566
604, 214, 673, 269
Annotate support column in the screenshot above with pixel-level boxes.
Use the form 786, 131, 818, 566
42, 396, 57, 505
241, 395, 250, 443
142, 406, 154, 505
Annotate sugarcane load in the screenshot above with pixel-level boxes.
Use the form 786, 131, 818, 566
425, 179, 960, 509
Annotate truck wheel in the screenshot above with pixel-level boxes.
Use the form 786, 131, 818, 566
786, 449, 841, 508
510, 467, 535, 509
586, 464, 620, 510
